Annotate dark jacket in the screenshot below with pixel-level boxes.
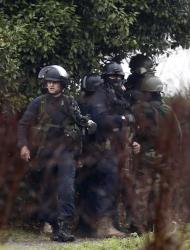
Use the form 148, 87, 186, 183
17, 93, 89, 149
79, 86, 129, 143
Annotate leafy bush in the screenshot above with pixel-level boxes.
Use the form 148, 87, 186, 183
0, 0, 189, 110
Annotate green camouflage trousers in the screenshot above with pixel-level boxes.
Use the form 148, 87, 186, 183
130, 161, 161, 234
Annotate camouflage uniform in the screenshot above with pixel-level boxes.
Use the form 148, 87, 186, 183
123, 55, 164, 233
129, 95, 173, 233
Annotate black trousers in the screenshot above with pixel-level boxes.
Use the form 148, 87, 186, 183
34, 145, 76, 225
78, 149, 119, 219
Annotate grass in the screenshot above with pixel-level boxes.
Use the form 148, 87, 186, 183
0, 229, 144, 250
1, 228, 190, 250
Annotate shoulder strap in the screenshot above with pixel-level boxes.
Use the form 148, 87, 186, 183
39, 94, 47, 114
60, 94, 72, 115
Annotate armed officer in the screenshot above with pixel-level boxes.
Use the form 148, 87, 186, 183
101, 61, 141, 231
129, 74, 173, 234
17, 65, 96, 242
78, 63, 140, 238
77, 72, 128, 238
125, 54, 158, 105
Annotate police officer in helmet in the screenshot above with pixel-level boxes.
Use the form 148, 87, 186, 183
139, 74, 163, 102
77, 71, 129, 238
77, 66, 140, 237
129, 74, 166, 234
125, 54, 156, 105
79, 73, 104, 115
101, 61, 126, 95
81, 73, 104, 94
17, 65, 96, 242
101, 61, 132, 115
129, 54, 154, 75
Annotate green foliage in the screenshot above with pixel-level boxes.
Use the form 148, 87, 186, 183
0, 0, 189, 110
127, 0, 190, 55
0, 14, 27, 112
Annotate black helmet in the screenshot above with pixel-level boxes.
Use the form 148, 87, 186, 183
38, 65, 69, 88
140, 75, 163, 92
129, 54, 154, 74
102, 62, 125, 78
81, 73, 103, 93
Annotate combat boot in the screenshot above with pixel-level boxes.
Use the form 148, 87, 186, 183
51, 219, 75, 242
95, 217, 126, 238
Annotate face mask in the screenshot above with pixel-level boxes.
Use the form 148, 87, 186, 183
107, 75, 123, 87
